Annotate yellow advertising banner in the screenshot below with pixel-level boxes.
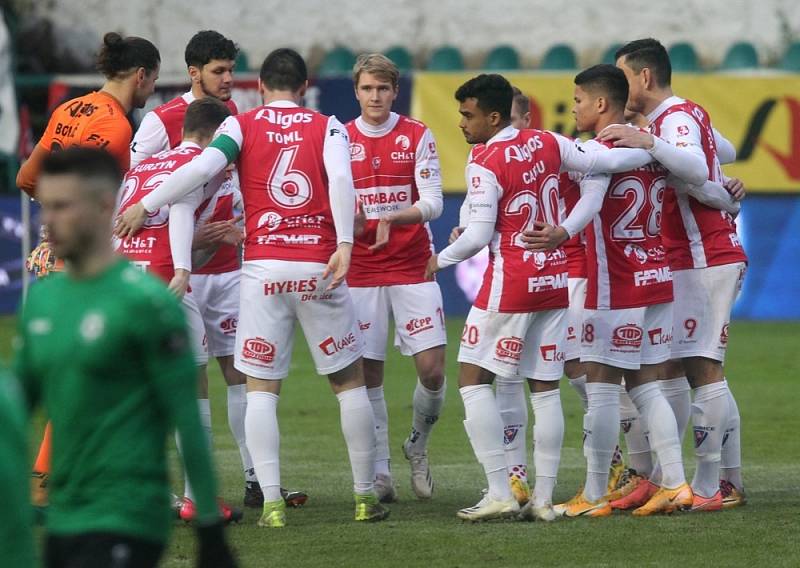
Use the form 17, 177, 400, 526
411, 72, 800, 193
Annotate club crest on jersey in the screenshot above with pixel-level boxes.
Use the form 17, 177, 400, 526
471, 176, 481, 189
677, 125, 690, 137
503, 425, 522, 444
372, 156, 382, 170
395, 134, 411, 151
611, 324, 643, 348
80, 312, 105, 342
495, 337, 524, 361
242, 337, 275, 363
694, 426, 713, 448
350, 143, 366, 162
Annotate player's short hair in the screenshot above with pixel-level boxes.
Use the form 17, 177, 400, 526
183, 97, 232, 139
184, 30, 239, 69
96, 32, 160, 79
259, 48, 307, 92
352, 53, 399, 89
40, 147, 122, 197
455, 74, 513, 121
574, 64, 629, 111
511, 86, 530, 115
615, 38, 672, 88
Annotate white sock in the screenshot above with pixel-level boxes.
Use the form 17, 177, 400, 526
366, 386, 391, 477
629, 383, 685, 489
496, 378, 528, 474
568, 374, 588, 412
720, 380, 743, 489
530, 389, 563, 507
178, 398, 212, 501
460, 385, 512, 502
691, 381, 731, 498
583, 383, 620, 502
619, 386, 652, 477
660, 377, 692, 442
337, 387, 377, 495
245, 391, 282, 502
227, 384, 256, 482
407, 378, 446, 455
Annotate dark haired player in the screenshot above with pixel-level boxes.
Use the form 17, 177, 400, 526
427, 73, 654, 521
17, 31, 160, 511
128, 29, 307, 512
15, 147, 236, 568
116, 48, 389, 527
601, 38, 747, 511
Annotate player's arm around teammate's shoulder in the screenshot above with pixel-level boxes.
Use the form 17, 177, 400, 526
114, 115, 237, 238
598, 115, 708, 185
553, 131, 652, 175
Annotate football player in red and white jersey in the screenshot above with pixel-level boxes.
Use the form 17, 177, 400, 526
116, 97, 242, 524
527, 64, 693, 517
450, 88, 537, 506
116, 49, 388, 527
601, 39, 747, 510
426, 74, 655, 522
129, 30, 307, 511
345, 54, 446, 502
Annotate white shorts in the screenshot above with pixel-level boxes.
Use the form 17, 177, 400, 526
458, 306, 567, 381
182, 291, 209, 366
565, 277, 586, 361
234, 260, 364, 380
349, 282, 447, 361
671, 262, 746, 362
190, 271, 240, 358
581, 302, 672, 370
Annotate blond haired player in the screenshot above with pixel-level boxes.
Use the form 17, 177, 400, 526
346, 54, 446, 502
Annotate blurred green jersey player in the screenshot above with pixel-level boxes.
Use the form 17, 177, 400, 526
0, 366, 36, 566
13, 147, 237, 568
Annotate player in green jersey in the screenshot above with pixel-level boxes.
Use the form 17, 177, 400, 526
0, 366, 36, 566
13, 147, 237, 568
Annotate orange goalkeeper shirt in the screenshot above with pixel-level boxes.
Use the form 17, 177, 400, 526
17, 91, 132, 195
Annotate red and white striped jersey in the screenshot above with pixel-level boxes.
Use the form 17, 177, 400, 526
194, 177, 242, 274
215, 101, 349, 264
559, 172, 588, 279
130, 92, 241, 275
470, 127, 569, 313
115, 144, 202, 282
346, 113, 439, 286
649, 97, 747, 270
583, 139, 673, 310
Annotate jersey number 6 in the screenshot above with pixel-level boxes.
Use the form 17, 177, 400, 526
267, 145, 313, 209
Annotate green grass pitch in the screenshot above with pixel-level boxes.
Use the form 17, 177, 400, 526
8, 318, 799, 567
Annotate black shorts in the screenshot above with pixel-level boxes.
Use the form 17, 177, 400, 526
45, 532, 165, 568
